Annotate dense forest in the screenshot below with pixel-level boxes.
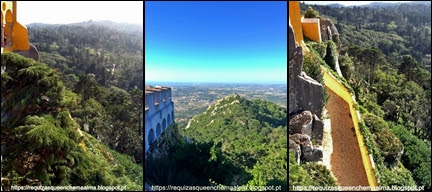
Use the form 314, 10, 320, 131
301, 2, 431, 71
290, 2, 431, 189
26, 21, 144, 163
1, 53, 142, 189
1, 21, 143, 189
146, 95, 287, 190
28, 21, 143, 90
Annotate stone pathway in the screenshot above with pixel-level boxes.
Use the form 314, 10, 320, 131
326, 88, 369, 186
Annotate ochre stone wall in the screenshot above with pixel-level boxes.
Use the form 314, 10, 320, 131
321, 66, 378, 187
289, 1, 303, 46
1, 1, 30, 54
302, 18, 322, 42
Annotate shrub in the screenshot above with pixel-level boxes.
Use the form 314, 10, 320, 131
365, 101, 385, 118
302, 162, 337, 187
303, 52, 324, 85
359, 121, 383, 165
390, 123, 431, 188
413, 162, 431, 188
359, 120, 415, 187
332, 34, 340, 47
305, 44, 329, 108
338, 55, 354, 80
308, 41, 327, 58
363, 113, 388, 133
304, 6, 318, 18
289, 150, 337, 189
374, 128, 404, 166
379, 161, 416, 186
363, 113, 403, 166
355, 103, 368, 114
289, 150, 312, 190
324, 40, 338, 71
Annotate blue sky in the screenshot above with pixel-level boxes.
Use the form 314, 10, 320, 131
145, 1, 287, 84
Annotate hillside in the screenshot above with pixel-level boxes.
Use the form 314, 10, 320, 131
21, 21, 144, 164
290, 3, 431, 189
146, 94, 287, 190
27, 21, 143, 90
301, 2, 431, 71
1, 53, 142, 190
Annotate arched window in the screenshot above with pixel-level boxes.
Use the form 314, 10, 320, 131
156, 123, 161, 137
162, 118, 166, 130
148, 128, 155, 146
167, 114, 171, 125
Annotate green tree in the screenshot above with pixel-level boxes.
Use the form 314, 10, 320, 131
324, 40, 337, 71
390, 123, 431, 188
1, 53, 64, 126
361, 48, 385, 85
339, 54, 354, 80
1, 53, 143, 189
129, 87, 143, 136
399, 55, 419, 82
304, 6, 319, 18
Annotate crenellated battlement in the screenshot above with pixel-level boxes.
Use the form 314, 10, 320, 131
145, 86, 174, 152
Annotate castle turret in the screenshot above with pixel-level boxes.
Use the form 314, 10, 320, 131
1, 1, 38, 61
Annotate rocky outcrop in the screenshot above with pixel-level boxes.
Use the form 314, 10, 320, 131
302, 141, 323, 162
289, 24, 297, 61
312, 114, 324, 143
13, 43, 39, 61
289, 111, 325, 162
320, 18, 339, 43
290, 133, 323, 162
334, 53, 343, 77
289, 110, 313, 135
289, 23, 326, 163
289, 139, 301, 164
289, 24, 324, 117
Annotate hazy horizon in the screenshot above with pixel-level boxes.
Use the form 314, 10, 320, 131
25, 19, 142, 26
303, 1, 413, 6
17, 1, 143, 25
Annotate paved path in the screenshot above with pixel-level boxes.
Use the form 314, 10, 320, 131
326, 88, 369, 186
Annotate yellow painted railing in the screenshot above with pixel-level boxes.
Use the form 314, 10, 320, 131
321, 66, 378, 189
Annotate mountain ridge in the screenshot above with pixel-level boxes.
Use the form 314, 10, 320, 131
146, 94, 287, 189
185, 94, 287, 141
27, 20, 142, 34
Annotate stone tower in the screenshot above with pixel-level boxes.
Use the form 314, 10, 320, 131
145, 86, 175, 152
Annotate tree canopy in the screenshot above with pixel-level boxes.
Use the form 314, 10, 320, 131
1, 53, 142, 189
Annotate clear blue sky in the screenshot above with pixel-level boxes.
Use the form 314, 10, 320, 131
145, 1, 287, 84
